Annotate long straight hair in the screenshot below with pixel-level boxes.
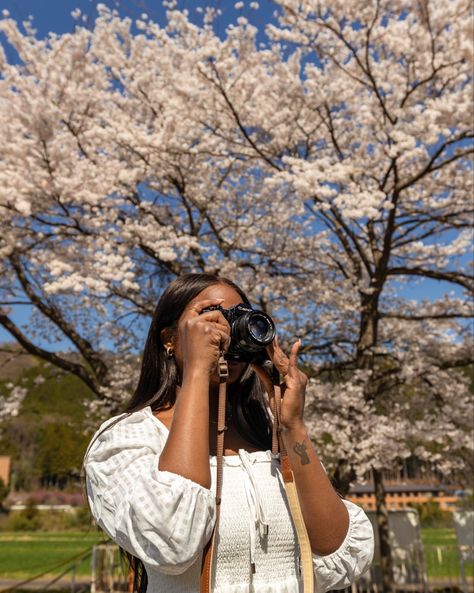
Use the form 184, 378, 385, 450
123, 273, 272, 592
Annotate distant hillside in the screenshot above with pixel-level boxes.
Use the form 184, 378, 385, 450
0, 343, 98, 491
0, 344, 41, 381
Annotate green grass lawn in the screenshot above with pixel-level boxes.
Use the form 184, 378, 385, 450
421, 529, 473, 579
0, 531, 107, 578
0, 528, 472, 580
421, 528, 457, 546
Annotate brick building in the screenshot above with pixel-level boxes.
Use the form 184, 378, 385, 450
347, 482, 461, 511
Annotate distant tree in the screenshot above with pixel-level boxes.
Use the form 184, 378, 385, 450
0, 416, 41, 491
37, 423, 89, 489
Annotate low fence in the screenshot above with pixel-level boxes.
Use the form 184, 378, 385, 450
424, 544, 473, 586
90, 543, 474, 593
89, 510, 474, 593
91, 545, 128, 593
352, 544, 473, 593
345, 509, 474, 593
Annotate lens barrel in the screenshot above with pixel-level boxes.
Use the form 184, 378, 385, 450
231, 311, 275, 351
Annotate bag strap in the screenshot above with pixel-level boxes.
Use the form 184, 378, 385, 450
200, 355, 228, 593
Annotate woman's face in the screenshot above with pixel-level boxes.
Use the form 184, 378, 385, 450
173, 283, 248, 384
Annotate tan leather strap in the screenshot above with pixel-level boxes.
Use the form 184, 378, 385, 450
200, 356, 228, 593
283, 476, 315, 592
270, 392, 279, 455
270, 377, 315, 593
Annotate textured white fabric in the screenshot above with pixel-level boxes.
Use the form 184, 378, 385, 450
84, 406, 374, 593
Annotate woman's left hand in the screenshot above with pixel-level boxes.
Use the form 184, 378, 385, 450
252, 335, 308, 431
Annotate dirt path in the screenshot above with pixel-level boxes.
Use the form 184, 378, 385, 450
0, 576, 91, 592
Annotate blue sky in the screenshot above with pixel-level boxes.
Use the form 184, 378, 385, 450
1, 0, 275, 41
0, 0, 471, 350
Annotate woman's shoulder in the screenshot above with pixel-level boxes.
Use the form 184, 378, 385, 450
85, 406, 167, 459
96, 405, 158, 432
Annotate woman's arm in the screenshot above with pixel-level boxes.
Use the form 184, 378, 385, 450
158, 298, 230, 489
158, 368, 213, 488
283, 422, 349, 555
254, 337, 349, 556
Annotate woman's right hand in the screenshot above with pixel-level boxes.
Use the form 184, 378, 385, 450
176, 298, 231, 377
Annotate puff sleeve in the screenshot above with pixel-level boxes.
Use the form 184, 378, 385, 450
312, 500, 374, 593
83, 409, 216, 575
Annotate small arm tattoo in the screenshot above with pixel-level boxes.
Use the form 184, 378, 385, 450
293, 439, 311, 465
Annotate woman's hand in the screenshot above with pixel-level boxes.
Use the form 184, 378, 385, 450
253, 336, 308, 431
177, 298, 231, 377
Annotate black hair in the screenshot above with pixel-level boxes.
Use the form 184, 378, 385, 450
122, 273, 272, 591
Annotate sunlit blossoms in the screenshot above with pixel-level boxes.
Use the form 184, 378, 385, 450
0, 0, 472, 495
0, 384, 28, 419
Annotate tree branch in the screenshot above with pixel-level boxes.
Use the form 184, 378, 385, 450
9, 252, 109, 382
387, 266, 474, 291
0, 311, 105, 397
381, 312, 473, 320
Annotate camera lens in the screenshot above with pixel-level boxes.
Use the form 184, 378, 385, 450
232, 311, 275, 351
248, 313, 274, 344
224, 304, 275, 361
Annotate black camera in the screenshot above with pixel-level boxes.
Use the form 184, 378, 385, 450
201, 303, 275, 362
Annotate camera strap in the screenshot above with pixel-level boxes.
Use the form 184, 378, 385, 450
200, 357, 314, 593
269, 372, 315, 593
200, 355, 228, 593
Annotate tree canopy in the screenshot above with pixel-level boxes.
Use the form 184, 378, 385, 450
0, 0, 472, 485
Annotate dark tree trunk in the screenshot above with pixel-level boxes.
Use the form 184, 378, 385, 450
357, 285, 396, 593
357, 290, 380, 362
373, 468, 395, 593
331, 459, 357, 497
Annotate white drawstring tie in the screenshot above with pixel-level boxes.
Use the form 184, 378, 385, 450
239, 449, 269, 574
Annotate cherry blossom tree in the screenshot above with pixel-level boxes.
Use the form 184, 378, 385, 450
0, 2, 472, 588
264, 2, 473, 586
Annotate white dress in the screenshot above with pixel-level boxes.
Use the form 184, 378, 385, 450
84, 406, 374, 593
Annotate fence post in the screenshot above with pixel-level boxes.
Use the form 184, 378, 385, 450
92, 544, 121, 593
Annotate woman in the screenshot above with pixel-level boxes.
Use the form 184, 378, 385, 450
84, 273, 374, 593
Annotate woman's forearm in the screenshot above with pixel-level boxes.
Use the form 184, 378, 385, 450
283, 423, 349, 556
158, 369, 212, 489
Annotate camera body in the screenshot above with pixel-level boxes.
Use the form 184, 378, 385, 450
201, 303, 275, 362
